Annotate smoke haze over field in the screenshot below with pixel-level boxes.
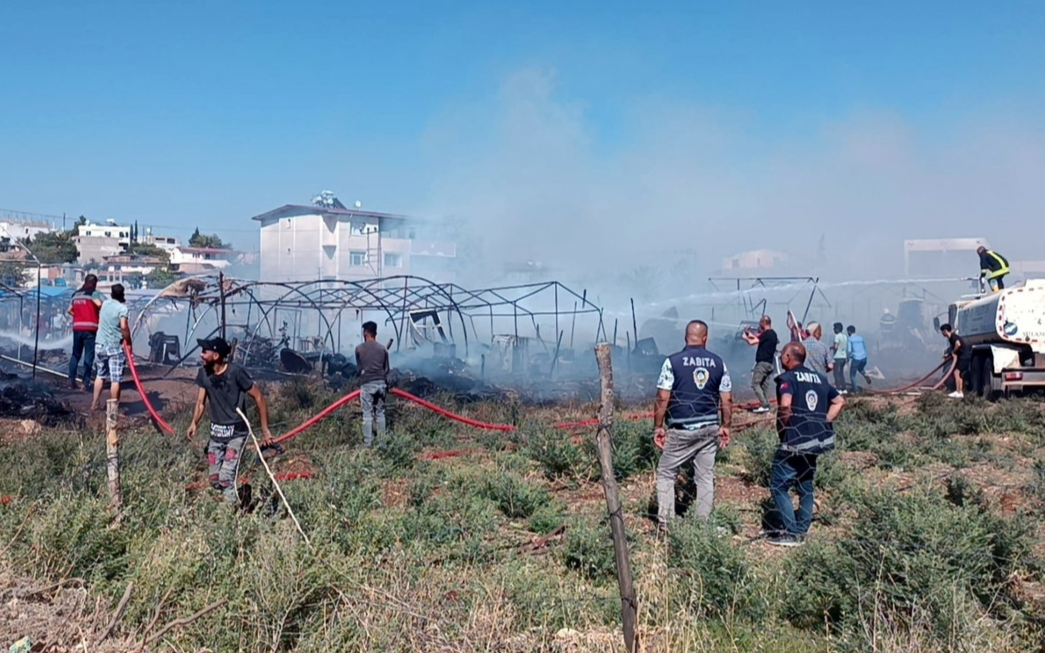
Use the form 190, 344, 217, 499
417, 68, 1045, 295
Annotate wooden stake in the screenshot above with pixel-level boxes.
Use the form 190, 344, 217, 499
593, 343, 638, 653
105, 399, 121, 512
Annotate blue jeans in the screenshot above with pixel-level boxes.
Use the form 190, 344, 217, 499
768, 450, 818, 536
850, 357, 868, 391
68, 330, 96, 389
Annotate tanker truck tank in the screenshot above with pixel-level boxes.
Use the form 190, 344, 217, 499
948, 279, 1045, 398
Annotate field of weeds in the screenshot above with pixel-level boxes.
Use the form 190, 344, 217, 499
3, 380, 1045, 652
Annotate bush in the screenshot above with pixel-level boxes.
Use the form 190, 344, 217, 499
783, 485, 1036, 637
482, 472, 551, 519
739, 426, 777, 486
668, 517, 769, 621
559, 517, 617, 583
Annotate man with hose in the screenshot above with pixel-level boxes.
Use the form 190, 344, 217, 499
187, 337, 273, 505
939, 324, 970, 399
91, 284, 131, 411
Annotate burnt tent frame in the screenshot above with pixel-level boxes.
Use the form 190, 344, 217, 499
130, 274, 605, 367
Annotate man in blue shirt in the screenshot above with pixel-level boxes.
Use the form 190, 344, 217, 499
653, 320, 733, 530
767, 342, 845, 547
846, 325, 872, 392
91, 284, 132, 411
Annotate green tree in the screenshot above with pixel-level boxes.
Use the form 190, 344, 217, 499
189, 227, 229, 249
21, 231, 78, 264
145, 267, 178, 288
126, 242, 170, 264
0, 261, 28, 287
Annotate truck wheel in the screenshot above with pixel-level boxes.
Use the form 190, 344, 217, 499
969, 354, 984, 396
980, 354, 1000, 402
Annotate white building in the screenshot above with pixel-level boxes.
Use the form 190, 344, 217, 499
169, 245, 234, 273
0, 219, 56, 243
253, 203, 456, 283
80, 220, 131, 247
722, 249, 788, 273
142, 231, 181, 252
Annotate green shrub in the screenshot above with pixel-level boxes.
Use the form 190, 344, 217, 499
668, 517, 769, 621
784, 485, 1036, 637
559, 517, 617, 583
739, 426, 777, 486
482, 472, 551, 519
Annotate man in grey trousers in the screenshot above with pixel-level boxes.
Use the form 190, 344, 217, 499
356, 321, 390, 446
742, 315, 778, 414
653, 320, 733, 530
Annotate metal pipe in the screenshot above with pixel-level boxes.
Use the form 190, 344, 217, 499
1, 353, 67, 378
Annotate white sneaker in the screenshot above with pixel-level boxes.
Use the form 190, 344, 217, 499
947, 391, 964, 399
751, 406, 771, 414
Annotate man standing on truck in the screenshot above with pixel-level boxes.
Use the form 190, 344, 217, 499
977, 246, 1010, 293
742, 315, 778, 414
939, 324, 970, 399
356, 321, 390, 447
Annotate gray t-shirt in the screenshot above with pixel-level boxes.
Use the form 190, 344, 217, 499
802, 336, 833, 375
355, 340, 389, 384
97, 300, 129, 349
196, 363, 254, 427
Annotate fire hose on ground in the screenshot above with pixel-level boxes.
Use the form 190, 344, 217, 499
113, 348, 960, 488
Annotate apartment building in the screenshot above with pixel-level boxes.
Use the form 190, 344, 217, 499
253, 203, 456, 283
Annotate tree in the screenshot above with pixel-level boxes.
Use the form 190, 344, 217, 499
0, 261, 28, 287
127, 242, 170, 264
21, 231, 78, 264
146, 267, 178, 288
189, 227, 229, 250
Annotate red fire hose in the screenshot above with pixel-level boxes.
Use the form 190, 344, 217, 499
271, 390, 361, 445
123, 343, 175, 435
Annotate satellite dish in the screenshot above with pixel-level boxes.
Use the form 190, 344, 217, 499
354, 201, 362, 209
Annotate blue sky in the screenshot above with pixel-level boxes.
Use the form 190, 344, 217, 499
1, 1, 1043, 267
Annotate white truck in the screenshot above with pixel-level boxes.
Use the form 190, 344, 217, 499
941, 279, 1045, 398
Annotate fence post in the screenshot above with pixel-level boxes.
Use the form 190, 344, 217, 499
594, 343, 638, 652
105, 399, 122, 514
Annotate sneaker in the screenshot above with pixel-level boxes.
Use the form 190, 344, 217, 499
751, 406, 771, 414
766, 534, 804, 547
947, 391, 964, 399
838, 389, 849, 395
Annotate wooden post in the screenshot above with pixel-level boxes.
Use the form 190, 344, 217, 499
105, 399, 121, 513
594, 343, 638, 653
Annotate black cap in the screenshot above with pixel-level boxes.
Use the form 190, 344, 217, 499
198, 337, 232, 358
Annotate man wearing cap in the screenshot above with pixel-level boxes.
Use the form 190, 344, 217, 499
188, 337, 273, 505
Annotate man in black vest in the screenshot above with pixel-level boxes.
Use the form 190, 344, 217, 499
653, 320, 733, 530
767, 342, 845, 546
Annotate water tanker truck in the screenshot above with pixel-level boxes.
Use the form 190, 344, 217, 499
943, 279, 1045, 398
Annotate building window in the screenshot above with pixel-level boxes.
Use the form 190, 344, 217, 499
349, 250, 367, 266
383, 253, 402, 268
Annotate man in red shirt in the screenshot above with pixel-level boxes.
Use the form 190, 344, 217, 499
67, 274, 103, 391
